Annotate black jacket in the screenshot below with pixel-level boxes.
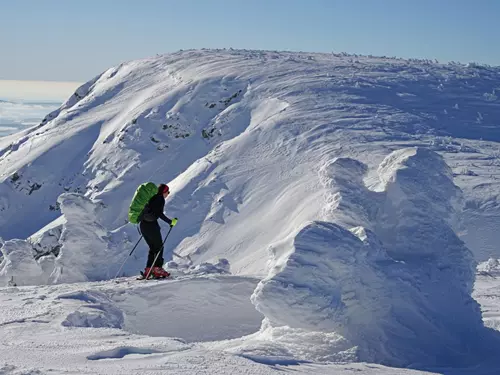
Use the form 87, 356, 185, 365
141, 193, 172, 225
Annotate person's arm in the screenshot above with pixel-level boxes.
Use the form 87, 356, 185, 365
159, 212, 172, 225
150, 195, 172, 224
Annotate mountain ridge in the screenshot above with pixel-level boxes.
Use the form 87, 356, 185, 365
2, 48, 500, 371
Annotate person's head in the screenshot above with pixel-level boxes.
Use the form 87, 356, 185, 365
158, 183, 170, 198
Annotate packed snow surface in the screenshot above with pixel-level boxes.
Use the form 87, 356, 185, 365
2, 49, 500, 374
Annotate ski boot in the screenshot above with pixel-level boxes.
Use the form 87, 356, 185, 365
152, 266, 170, 278
140, 267, 154, 279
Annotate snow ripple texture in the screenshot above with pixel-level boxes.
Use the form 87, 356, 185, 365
252, 147, 500, 368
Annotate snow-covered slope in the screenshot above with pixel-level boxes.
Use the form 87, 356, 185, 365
2, 50, 500, 264
2, 49, 500, 374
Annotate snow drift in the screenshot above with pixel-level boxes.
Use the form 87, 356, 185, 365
0, 193, 144, 285
252, 147, 500, 368
50, 193, 130, 283
0, 192, 231, 286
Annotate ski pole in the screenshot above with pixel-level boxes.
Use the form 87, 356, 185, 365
113, 235, 143, 280
145, 226, 173, 280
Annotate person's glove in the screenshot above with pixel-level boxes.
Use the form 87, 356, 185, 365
170, 218, 178, 227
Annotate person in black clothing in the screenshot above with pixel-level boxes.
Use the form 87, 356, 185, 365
139, 183, 177, 278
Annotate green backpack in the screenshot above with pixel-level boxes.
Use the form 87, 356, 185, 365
128, 182, 158, 224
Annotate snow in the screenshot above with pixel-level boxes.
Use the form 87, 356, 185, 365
1, 49, 500, 374
0, 193, 142, 285
252, 148, 498, 368
113, 276, 262, 341
0, 274, 438, 374
475, 261, 500, 332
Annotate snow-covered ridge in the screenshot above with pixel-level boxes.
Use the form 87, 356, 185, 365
2, 49, 500, 372
1, 49, 500, 242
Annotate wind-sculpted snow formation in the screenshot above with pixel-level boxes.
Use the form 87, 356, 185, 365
0, 192, 231, 286
252, 148, 500, 368
0, 193, 144, 285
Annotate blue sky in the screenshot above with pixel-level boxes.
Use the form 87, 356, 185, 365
1, 0, 499, 82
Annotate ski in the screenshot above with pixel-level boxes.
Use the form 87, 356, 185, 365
136, 271, 172, 281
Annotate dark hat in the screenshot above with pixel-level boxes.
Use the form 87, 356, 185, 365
158, 184, 169, 194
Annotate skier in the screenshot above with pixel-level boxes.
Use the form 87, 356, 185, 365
139, 183, 178, 278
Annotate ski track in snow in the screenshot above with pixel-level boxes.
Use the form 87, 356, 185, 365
1, 49, 500, 374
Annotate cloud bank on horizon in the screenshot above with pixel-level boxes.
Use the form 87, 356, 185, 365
0, 80, 81, 102
0, 80, 81, 137
0, 100, 60, 137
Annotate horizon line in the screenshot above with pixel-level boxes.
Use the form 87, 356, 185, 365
0, 79, 83, 84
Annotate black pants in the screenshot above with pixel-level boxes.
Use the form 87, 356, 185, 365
140, 220, 164, 268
